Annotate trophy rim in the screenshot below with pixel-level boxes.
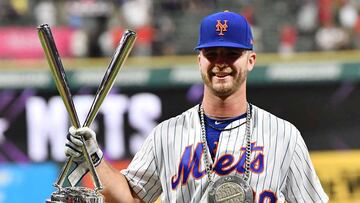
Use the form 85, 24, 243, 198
47, 186, 104, 203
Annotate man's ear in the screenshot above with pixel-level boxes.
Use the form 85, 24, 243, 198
247, 51, 256, 71
198, 51, 202, 69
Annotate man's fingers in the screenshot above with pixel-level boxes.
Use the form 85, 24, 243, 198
68, 126, 96, 140
67, 133, 83, 146
65, 142, 82, 158
76, 127, 96, 139
69, 126, 77, 135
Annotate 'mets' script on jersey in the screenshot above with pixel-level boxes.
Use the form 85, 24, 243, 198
121, 105, 328, 203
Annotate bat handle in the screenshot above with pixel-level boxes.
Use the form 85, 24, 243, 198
54, 157, 74, 190
54, 141, 102, 192
80, 134, 103, 192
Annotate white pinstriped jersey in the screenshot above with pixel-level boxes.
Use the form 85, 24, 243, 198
121, 104, 329, 203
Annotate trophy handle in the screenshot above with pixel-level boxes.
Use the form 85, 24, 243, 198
38, 24, 137, 192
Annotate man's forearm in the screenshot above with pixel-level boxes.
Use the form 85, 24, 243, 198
96, 160, 143, 203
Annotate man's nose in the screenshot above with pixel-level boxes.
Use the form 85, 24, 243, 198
215, 63, 228, 68
214, 54, 227, 65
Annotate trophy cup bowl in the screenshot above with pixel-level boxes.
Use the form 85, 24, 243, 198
46, 187, 104, 203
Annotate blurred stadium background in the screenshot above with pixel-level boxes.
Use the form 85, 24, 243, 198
0, 0, 359, 202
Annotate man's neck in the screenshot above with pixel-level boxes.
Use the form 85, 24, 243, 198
202, 87, 247, 118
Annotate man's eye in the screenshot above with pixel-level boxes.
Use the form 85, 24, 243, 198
205, 53, 217, 58
228, 52, 242, 57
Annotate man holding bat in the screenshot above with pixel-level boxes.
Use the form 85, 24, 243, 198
65, 11, 328, 203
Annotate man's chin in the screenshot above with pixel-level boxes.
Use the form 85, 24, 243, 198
212, 75, 233, 82
210, 85, 234, 97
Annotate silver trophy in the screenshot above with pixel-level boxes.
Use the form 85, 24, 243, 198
38, 24, 136, 203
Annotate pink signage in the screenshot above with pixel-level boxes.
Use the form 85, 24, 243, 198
0, 26, 74, 59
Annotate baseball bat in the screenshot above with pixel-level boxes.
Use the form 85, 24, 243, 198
38, 24, 137, 191
38, 24, 81, 129
38, 24, 95, 190
83, 29, 137, 127
76, 29, 136, 191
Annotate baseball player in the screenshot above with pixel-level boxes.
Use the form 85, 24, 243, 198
65, 11, 329, 202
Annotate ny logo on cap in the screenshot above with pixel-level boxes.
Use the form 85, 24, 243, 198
216, 20, 228, 36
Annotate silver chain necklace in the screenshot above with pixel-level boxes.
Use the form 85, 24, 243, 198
199, 103, 252, 185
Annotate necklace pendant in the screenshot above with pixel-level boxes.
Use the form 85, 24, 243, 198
208, 175, 253, 203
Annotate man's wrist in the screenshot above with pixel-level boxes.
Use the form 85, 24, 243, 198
91, 149, 103, 167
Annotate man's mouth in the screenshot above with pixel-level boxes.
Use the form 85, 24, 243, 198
214, 72, 230, 78
211, 66, 233, 78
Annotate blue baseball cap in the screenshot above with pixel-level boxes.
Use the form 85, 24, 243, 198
195, 11, 254, 50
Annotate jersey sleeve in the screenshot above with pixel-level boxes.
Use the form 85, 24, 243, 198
121, 130, 162, 203
283, 131, 329, 203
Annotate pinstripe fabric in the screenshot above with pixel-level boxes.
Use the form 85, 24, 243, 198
121, 105, 328, 203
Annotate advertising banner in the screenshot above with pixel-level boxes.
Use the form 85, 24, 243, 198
0, 83, 358, 203
311, 150, 360, 203
0, 163, 58, 203
0, 27, 74, 59
0, 83, 359, 163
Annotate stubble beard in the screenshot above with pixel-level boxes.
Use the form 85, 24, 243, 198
201, 66, 247, 98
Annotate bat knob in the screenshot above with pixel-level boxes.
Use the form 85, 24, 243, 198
38, 23, 50, 29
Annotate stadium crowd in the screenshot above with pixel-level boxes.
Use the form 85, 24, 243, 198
1, 0, 360, 57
